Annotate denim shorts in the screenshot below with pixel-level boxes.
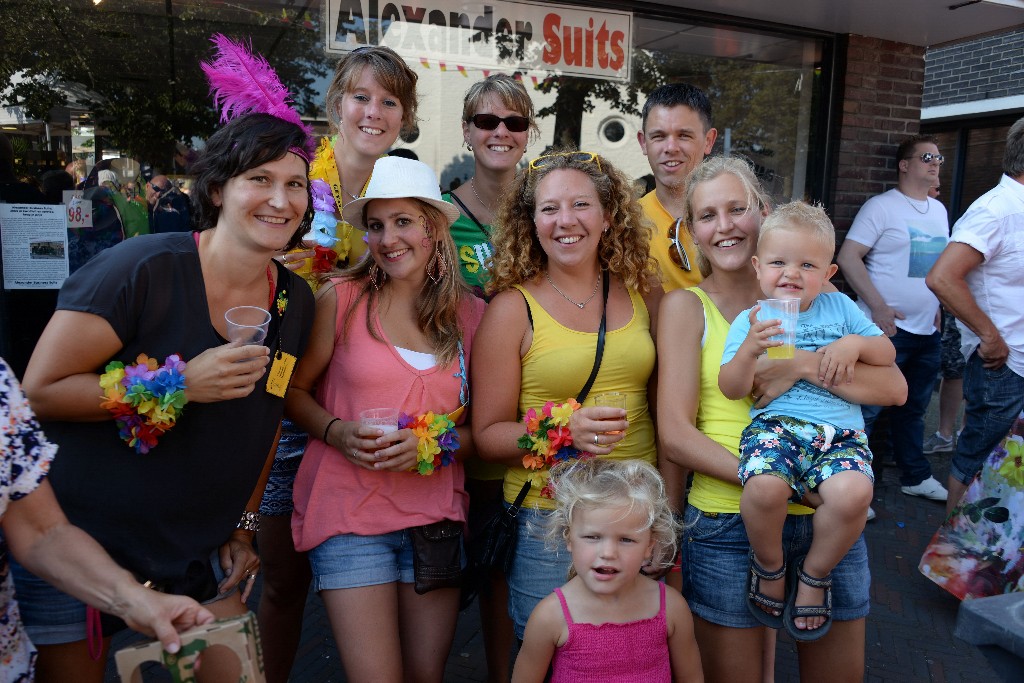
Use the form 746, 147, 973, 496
259, 419, 307, 516
11, 553, 233, 645
505, 506, 570, 640
308, 530, 420, 591
951, 353, 1024, 484
680, 504, 870, 628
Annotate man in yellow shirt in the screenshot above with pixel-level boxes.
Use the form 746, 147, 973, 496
637, 84, 718, 291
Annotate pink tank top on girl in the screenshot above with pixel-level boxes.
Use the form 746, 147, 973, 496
550, 582, 672, 683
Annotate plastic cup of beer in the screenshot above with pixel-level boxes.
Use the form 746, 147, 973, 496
592, 392, 627, 435
359, 408, 400, 435
758, 298, 799, 359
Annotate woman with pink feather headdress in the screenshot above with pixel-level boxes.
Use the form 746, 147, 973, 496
12, 35, 317, 681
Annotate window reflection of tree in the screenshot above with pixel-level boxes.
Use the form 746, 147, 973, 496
0, 0, 328, 168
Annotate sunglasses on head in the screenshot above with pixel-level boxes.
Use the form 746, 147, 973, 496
907, 152, 944, 165
528, 151, 602, 173
667, 217, 691, 272
467, 113, 530, 133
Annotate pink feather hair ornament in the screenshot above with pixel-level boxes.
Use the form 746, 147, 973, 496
200, 33, 315, 161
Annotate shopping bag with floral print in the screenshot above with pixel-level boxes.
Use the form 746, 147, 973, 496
919, 411, 1024, 600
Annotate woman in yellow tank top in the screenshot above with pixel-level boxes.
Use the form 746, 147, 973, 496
656, 156, 907, 682
471, 150, 662, 641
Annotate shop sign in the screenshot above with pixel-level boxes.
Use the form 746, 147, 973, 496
324, 0, 632, 81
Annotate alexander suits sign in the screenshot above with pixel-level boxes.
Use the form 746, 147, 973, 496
324, 0, 633, 82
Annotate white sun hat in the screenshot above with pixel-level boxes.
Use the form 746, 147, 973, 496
341, 156, 460, 231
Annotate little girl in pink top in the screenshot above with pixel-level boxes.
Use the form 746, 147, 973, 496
513, 459, 704, 683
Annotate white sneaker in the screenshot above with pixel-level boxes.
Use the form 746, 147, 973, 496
901, 476, 948, 501
922, 431, 954, 454
866, 506, 876, 521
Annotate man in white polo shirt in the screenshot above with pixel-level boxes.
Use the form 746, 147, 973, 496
927, 117, 1024, 512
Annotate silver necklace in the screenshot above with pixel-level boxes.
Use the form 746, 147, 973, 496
900, 190, 929, 215
470, 179, 495, 214
546, 271, 601, 309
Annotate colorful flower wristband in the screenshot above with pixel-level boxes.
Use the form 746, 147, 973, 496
99, 353, 187, 454
398, 410, 460, 476
517, 398, 589, 496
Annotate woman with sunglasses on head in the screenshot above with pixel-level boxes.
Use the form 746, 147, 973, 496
472, 149, 663, 644
12, 36, 317, 681
287, 156, 484, 683
255, 45, 419, 683
656, 156, 906, 682
443, 72, 537, 683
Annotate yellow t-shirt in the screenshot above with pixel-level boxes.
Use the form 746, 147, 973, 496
639, 190, 702, 292
503, 285, 657, 509
687, 286, 811, 515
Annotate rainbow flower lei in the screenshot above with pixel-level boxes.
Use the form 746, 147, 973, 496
399, 411, 460, 476
99, 354, 187, 454
517, 399, 588, 496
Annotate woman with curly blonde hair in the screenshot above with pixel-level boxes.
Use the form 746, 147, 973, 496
487, 150, 655, 297
472, 149, 662, 642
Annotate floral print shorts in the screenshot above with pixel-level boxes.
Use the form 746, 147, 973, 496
738, 414, 873, 498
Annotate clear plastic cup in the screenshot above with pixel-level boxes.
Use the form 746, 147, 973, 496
758, 298, 799, 359
591, 392, 627, 435
224, 306, 271, 346
359, 407, 400, 434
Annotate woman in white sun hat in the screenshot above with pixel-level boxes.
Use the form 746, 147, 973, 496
286, 155, 486, 682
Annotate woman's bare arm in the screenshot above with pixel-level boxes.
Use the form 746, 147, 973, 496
656, 289, 747, 484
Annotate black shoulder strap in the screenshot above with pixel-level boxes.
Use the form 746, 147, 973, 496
448, 192, 488, 233
517, 287, 534, 329
576, 270, 610, 404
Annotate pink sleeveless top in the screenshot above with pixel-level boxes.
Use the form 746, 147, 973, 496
550, 582, 672, 683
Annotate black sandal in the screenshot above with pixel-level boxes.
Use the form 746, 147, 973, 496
784, 556, 833, 642
747, 551, 786, 628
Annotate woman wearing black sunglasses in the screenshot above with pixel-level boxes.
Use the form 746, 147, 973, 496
443, 73, 537, 683
445, 74, 538, 300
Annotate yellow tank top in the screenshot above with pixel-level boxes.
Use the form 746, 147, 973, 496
504, 285, 657, 509
688, 287, 811, 515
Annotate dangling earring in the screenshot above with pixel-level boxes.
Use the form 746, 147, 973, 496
420, 217, 432, 248
427, 246, 447, 284
369, 262, 387, 291
465, 141, 473, 152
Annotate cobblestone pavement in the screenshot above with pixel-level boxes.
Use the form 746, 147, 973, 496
107, 395, 1003, 682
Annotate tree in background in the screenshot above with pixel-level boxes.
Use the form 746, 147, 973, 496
0, 0, 327, 170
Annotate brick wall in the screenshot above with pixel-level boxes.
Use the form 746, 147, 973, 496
924, 29, 1024, 107
832, 35, 926, 239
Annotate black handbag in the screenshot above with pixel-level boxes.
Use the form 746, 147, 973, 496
410, 519, 464, 594
468, 272, 611, 580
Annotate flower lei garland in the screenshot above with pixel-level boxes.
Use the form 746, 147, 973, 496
99, 354, 187, 454
517, 398, 589, 497
399, 411, 460, 475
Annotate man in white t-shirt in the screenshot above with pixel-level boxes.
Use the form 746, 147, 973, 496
836, 134, 950, 501
927, 117, 1024, 512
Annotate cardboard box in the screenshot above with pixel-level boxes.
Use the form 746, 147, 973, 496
114, 612, 265, 683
